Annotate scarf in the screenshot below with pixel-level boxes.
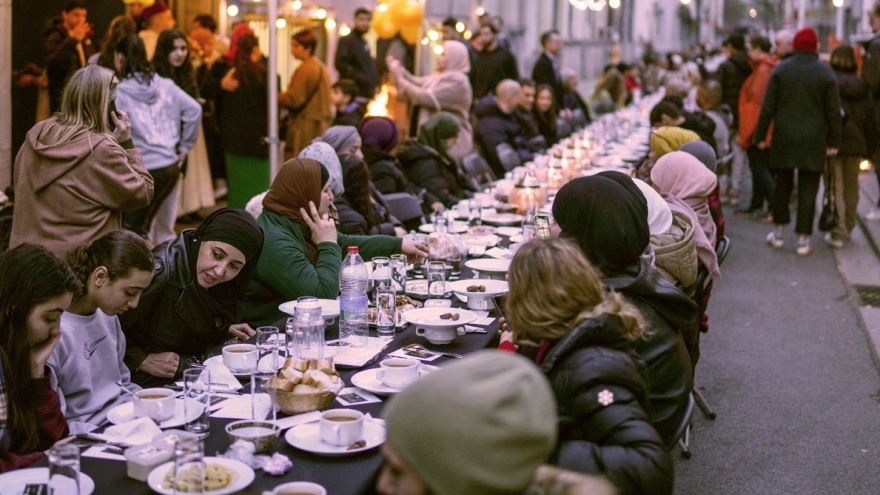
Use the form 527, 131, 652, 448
650, 126, 700, 158
299, 142, 344, 196
417, 112, 460, 166
314, 125, 361, 155
262, 158, 327, 263
679, 140, 717, 172
651, 151, 718, 247
359, 116, 399, 152
633, 178, 673, 235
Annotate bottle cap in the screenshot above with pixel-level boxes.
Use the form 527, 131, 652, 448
347, 246, 359, 253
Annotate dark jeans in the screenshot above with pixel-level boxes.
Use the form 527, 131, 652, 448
771, 168, 822, 235
746, 146, 774, 211
124, 163, 181, 237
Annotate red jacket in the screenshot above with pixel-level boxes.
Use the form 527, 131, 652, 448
738, 55, 779, 149
0, 374, 70, 472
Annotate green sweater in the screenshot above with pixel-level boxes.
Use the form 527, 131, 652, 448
242, 210, 403, 326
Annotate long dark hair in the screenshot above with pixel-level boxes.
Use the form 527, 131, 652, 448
97, 15, 137, 70
115, 34, 154, 83
232, 33, 266, 88
65, 230, 154, 304
340, 153, 379, 232
0, 245, 76, 453
154, 29, 199, 98
534, 84, 558, 141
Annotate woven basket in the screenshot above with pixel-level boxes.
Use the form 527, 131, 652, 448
274, 388, 338, 415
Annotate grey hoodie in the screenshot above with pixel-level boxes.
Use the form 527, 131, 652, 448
116, 73, 202, 170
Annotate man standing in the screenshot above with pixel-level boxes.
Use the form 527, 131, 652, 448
138, 1, 176, 61
45, 0, 94, 113
715, 33, 752, 207
862, 5, 880, 221
531, 30, 564, 109
774, 29, 795, 60
472, 24, 519, 100
335, 8, 379, 100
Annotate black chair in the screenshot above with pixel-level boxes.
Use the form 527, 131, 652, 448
461, 152, 496, 190
495, 143, 522, 172
556, 118, 572, 139
571, 108, 588, 128
383, 192, 424, 226
665, 393, 696, 458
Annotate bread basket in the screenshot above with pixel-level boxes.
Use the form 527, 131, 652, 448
273, 387, 339, 415
269, 357, 344, 415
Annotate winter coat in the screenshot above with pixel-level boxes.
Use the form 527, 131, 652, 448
10, 119, 153, 256
532, 52, 565, 109
651, 210, 699, 287
335, 31, 379, 99
860, 32, 880, 131
541, 314, 673, 495
474, 101, 535, 177
363, 148, 438, 207
335, 187, 402, 236
835, 71, 876, 157
472, 47, 519, 99
397, 140, 468, 208
280, 57, 333, 159
754, 52, 842, 172
218, 71, 271, 158
738, 55, 778, 149
716, 51, 752, 127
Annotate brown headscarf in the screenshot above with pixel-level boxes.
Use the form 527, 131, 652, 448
262, 158, 329, 263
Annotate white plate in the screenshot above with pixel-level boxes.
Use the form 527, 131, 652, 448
107, 399, 204, 429
482, 213, 524, 226
508, 234, 524, 243
0, 468, 95, 495
146, 457, 255, 495
203, 354, 280, 377
465, 258, 511, 274
285, 420, 386, 456
405, 279, 429, 297
402, 307, 478, 328
447, 279, 509, 299
351, 365, 439, 395
279, 298, 340, 319
463, 233, 500, 247
418, 222, 469, 234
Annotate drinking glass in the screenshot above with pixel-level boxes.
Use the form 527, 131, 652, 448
256, 326, 279, 372
375, 287, 396, 340
390, 254, 407, 295
183, 368, 211, 438
427, 261, 446, 299
48, 443, 80, 495
468, 199, 482, 228
446, 238, 463, 276
371, 256, 392, 302
251, 373, 278, 422
433, 213, 448, 233
172, 436, 205, 494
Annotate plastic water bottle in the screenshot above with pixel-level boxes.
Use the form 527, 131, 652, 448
339, 246, 369, 347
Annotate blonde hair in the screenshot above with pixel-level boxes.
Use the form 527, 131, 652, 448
50, 65, 120, 150
505, 238, 645, 346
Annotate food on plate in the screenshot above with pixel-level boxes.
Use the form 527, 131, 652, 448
439, 313, 461, 321
164, 463, 234, 492
467, 225, 495, 235
270, 358, 342, 396
466, 285, 487, 293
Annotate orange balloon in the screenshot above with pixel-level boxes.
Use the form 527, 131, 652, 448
400, 23, 420, 45
391, 0, 424, 27
372, 8, 398, 39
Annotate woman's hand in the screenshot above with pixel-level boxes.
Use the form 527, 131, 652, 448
111, 109, 132, 143
393, 226, 408, 238
300, 201, 338, 245
229, 323, 256, 341
499, 316, 510, 333
221, 69, 239, 92
139, 352, 181, 378
30, 329, 62, 379
499, 329, 514, 345
401, 238, 429, 261
431, 202, 445, 213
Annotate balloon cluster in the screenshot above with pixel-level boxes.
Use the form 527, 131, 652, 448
372, 0, 424, 44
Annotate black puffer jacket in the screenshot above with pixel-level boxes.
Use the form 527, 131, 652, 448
542, 314, 674, 495
836, 71, 876, 157
335, 186, 402, 236
603, 250, 696, 442
474, 102, 535, 177
397, 140, 468, 208
716, 51, 751, 126
362, 148, 438, 207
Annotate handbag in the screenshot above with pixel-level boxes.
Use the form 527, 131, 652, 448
818, 160, 839, 232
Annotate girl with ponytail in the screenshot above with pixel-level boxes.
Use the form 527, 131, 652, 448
47, 230, 154, 433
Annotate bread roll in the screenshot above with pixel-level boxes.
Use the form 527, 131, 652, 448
292, 384, 320, 394
281, 367, 304, 383
268, 376, 295, 392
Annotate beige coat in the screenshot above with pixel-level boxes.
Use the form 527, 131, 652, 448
10, 119, 154, 256
281, 57, 333, 160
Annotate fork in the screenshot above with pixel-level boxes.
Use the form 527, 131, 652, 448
405, 344, 462, 359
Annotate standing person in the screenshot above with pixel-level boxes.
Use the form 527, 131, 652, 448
471, 24, 519, 100
774, 29, 795, 60
11, 65, 153, 256
736, 35, 778, 222
115, 34, 201, 244
715, 33, 752, 207
90, 14, 136, 68
123, 0, 154, 31
48, 231, 154, 434
217, 33, 271, 209
280, 29, 332, 160
335, 8, 379, 100
0, 245, 76, 472
45, 0, 94, 114
137, 0, 176, 61
531, 30, 565, 109
824, 46, 876, 247
755, 27, 842, 256
861, 5, 880, 221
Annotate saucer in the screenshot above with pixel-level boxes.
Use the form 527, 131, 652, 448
350, 366, 438, 395
284, 420, 386, 456
464, 258, 511, 274
402, 307, 478, 328
482, 213, 524, 226
418, 222, 469, 233
0, 468, 95, 495
146, 457, 255, 495
107, 399, 203, 429
279, 298, 340, 319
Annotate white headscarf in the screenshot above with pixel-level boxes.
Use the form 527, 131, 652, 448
633, 178, 673, 235
441, 41, 470, 74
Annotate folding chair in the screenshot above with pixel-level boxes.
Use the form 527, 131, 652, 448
383, 192, 424, 225
461, 152, 496, 190
665, 393, 697, 458
495, 143, 522, 172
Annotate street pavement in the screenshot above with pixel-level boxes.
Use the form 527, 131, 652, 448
673, 171, 880, 494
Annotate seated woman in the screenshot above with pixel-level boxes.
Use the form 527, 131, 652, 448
242, 158, 428, 326
588, 69, 626, 119
0, 245, 76, 472
120, 208, 264, 387
533, 84, 559, 147
634, 126, 701, 183
48, 230, 153, 433
680, 140, 726, 243
552, 172, 697, 443
336, 154, 405, 237
397, 113, 470, 209
312, 125, 363, 158
500, 238, 672, 495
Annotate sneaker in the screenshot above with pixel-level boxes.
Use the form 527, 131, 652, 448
729, 194, 741, 207
796, 238, 812, 256
866, 208, 880, 222
823, 232, 844, 249
766, 231, 784, 249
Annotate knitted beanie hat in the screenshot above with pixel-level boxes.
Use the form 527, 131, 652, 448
793, 27, 819, 53
383, 350, 558, 495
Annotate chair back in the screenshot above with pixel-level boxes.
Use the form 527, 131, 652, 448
496, 143, 522, 172
664, 392, 696, 452
383, 192, 424, 223
556, 118, 572, 139
716, 235, 730, 265
462, 152, 496, 189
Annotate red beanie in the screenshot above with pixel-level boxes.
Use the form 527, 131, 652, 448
792, 27, 819, 53
140, 0, 168, 23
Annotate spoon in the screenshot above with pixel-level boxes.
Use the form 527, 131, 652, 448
405, 344, 462, 359
116, 381, 136, 397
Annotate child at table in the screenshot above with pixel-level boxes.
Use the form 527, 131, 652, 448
48, 230, 154, 433
0, 245, 76, 472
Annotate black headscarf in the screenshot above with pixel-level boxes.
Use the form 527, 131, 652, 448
552, 172, 650, 275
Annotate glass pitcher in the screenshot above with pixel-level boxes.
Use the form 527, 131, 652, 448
286, 296, 325, 360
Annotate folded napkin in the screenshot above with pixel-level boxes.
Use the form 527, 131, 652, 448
484, 247, 512, 259
332, 337, 394, 368
93, 417, 162, 446
273, 411, 322, 431
205, 357, 245, 391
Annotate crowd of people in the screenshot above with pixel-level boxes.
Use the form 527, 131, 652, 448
1, 0, 877, 493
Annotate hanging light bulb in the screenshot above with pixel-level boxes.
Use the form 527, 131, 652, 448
315, 8, 327, 19
455, 22, 465, 33
609, 0, 620, 8
291, 0, 302, 10
227, 4, 239, 17
421, 37, 430, 45
427, 29, 440, 41
276, 18, 287, 29
433, 44, 444, 55
475, 6, 485, 16
832, 0, 844, 7
378, 3, 389, 12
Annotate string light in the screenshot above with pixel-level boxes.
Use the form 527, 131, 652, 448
276, 18, 287, 29
316, 8, 327, 19
455, 22, 465, 33
832, 0, 844, 7
291, 0, 302, 10
475, 6, 485, 16
749, 8, 757, 17
421, 37, 430, 45
609, 0, 620, 8
339, 24, 351, 36
227, 4, 239, 16
325, 18, 336, 30
427, 30, 440, 41
378, 3, 389, 12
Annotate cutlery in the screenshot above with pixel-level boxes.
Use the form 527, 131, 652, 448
404, 344, 462, 359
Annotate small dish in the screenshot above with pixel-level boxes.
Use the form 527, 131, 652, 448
418, 222, 469, 234
107, 399, 203, 429
402, 307, 479, 328
146, 457, 255, 495
482, 213, 524, 226
225, 420, 281, 454
0, 468, 95, 495
284, 420, 386, 456
350, 366, 438, 395
464, 258, 511, 274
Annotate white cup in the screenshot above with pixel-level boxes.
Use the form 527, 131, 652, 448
376, 358, 420, 388
133, 388, 175, 421
222, 343, 258, 372
318, 409, 364, 446
272, 481, 328, 495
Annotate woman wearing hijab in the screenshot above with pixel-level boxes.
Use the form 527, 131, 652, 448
242, 158, 428, 327
649, 126, 701, 160
120, 208, 264, 386
680, 140, 727, 243
313, 125, 363, 158
552, 172, 697, 443
336, 154, 405, 237
387, 40, 473, 161
299, 142, 344, 198
397, 113, 470, 209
